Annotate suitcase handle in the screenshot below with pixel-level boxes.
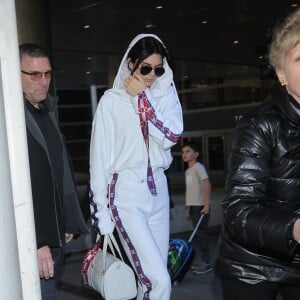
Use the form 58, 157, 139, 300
188, 214, 204, 243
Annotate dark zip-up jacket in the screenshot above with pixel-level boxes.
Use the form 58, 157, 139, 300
215, 85, 300, 284
25, 94, 87, 248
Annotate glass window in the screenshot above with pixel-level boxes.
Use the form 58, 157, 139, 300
208, 136, 225, 170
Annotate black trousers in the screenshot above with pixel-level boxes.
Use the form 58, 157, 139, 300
190, 206, 210, 264
221, 278, 300, 300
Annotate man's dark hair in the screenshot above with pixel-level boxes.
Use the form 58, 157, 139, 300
19, 43, 49, 59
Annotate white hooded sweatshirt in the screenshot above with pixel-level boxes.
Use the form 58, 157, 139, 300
90, 33, 183, 234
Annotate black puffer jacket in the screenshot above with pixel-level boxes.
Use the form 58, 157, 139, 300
215, 85, 300, 284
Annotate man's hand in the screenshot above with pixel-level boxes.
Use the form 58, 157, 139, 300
124, 74, 146, 96
37, 246, 54, 279
65, 233, 74, 243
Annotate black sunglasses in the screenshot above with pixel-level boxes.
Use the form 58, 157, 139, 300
140, 65, 165, 77
21, 70, 52, 81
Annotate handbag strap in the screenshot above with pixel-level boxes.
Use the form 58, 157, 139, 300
108, 233, 124, 260
138, 92, 157, 196
102, 233, 125, 271
81, 240, 102, 284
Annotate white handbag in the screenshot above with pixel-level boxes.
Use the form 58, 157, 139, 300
81, 233, 137, 300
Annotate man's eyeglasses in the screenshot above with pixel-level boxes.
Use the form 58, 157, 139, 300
21, 70, 52, 81
139, 65, 165, 77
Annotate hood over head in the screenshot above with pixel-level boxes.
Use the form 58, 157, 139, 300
112, 33, 175, 97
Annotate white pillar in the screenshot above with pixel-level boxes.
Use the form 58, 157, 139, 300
90, 85, 107, 117
0, 0, 41, 299
90, 85, 98, 117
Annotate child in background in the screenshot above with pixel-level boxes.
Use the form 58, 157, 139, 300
182, 142, 212, 274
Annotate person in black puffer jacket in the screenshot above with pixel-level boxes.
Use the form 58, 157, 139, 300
215, 7, 300, 300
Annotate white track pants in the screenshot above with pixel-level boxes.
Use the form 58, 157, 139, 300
110, 169, 171, 300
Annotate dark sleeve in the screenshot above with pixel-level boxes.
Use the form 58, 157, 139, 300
223, 116, 298, 256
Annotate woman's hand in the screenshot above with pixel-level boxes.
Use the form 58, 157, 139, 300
124, 74, 146, 96
293, 218, 300, 243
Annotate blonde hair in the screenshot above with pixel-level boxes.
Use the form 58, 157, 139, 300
269, 7, 300, 70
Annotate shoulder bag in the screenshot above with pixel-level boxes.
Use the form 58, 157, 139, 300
81, 233, 137, 300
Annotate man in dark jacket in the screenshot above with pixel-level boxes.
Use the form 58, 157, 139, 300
20, 43, 87, 299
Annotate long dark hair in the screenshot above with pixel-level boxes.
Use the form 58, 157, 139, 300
127, 36, 171, 73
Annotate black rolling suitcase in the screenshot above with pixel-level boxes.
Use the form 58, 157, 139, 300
167, 214, 204, 284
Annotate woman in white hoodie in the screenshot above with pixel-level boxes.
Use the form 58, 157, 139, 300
90, 33, 183, 300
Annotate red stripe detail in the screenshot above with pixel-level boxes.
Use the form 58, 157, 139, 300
81, 240, 102, 285
109, 173, 152, 300
138, 93, 157, 196
139, 91, 181, 142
